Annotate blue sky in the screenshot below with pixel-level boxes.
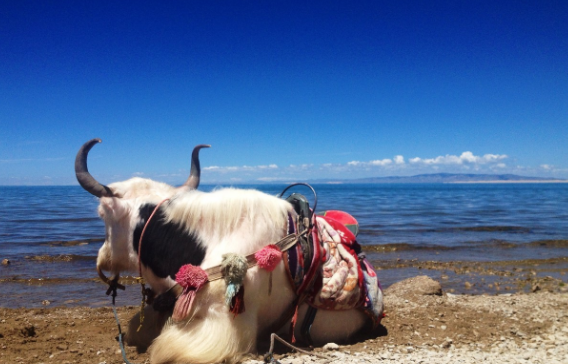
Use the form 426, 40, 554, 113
1, 1, 567, 185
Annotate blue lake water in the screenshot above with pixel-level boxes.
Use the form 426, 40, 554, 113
1, 183, 567, 307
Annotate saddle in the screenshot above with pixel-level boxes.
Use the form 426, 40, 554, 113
282, 188, 384, 344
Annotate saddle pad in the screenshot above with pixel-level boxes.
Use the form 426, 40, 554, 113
309, 214, 384, 326
319, 210, 360, 237
309, 215, 363, 310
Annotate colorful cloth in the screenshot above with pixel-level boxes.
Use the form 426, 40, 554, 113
284, 211, 384, 327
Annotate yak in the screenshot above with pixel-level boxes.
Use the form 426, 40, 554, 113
75, 138, 383, 364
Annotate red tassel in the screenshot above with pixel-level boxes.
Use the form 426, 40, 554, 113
230, 285, 245, 317
173, 290, 196, 322
289, 304, 299, 343
172, 264, 208, 321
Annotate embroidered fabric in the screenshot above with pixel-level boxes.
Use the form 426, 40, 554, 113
284, 212, 384, 327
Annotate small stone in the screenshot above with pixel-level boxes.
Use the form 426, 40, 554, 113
1, 258, 10, 265
323, 343, 339, 351
42, 300, 51, 306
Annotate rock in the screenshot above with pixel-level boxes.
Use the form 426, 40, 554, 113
1, 258, 9, 265
384, 275, 443, 299
20, 325, 36, 337
42, 300, 51, 306
323, 342, 340, 351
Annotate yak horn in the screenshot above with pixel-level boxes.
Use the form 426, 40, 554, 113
75, 138, 114, 198
181, 144, 211, 189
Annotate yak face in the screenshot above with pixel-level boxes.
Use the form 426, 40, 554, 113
74, 139, 210, 283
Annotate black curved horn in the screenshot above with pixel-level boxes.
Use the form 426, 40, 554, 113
181, 144, 211, 189
75, 139, 114, 198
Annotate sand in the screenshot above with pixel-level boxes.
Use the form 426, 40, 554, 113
1, 275, 567, 364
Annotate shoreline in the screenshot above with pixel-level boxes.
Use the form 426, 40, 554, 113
2, 254, 567, 309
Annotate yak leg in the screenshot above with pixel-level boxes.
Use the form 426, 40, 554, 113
292, 304, 368, 345
124, 304, 171, 352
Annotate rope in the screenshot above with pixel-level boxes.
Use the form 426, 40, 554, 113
263, 333, 332, 363
136, 198, 170, 330
112, 297, 140, 364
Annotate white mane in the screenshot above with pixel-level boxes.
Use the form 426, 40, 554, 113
165, 187, 292, 242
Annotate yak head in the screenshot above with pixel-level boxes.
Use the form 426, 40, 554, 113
74, 138, 209, 282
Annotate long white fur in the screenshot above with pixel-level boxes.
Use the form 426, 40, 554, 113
95, 178, 369, 364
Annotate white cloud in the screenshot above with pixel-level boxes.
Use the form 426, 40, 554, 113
191, 151, 568, 183
409, 152, 507, 165
257, 177, 285, 181
257, 164, 278, 170
369, 158, 393, 166
204, 163, 278, 173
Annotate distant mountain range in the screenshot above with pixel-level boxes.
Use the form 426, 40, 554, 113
307, 173, 567, 184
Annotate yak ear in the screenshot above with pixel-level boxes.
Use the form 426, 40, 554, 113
100, 196, 130, 220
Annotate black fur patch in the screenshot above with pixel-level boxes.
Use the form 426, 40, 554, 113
133, 203, 206, 279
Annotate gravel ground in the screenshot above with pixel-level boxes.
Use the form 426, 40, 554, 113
1, 275, 567, 364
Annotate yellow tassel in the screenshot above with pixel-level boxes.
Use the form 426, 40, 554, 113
137, 280, 146, 332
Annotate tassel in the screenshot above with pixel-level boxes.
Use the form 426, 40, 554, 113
229, 285, 245, 316
255, 244, 282, 272
255, 245, 282, 295
289, 303, 300, 343
172, 264, 208, 321
222, 254, 248, 316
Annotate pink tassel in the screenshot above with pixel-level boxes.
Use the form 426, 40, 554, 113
172, 264, 208, 321
255, 244, 282, 272
255, 245, 282, 295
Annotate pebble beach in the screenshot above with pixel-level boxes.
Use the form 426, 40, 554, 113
2, 275, 567, 364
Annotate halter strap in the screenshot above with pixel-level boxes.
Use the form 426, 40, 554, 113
137, 198, 171, 278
